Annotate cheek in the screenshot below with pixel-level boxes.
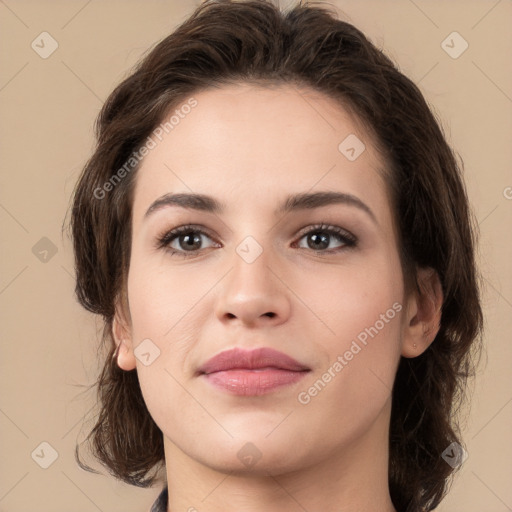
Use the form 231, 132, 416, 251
125, 260, 202, 429
125, 254, 215, 405
298, 250, 403, 346
296, 251, 403, 403
294, 297, 402, 447
126, 254, 204, 340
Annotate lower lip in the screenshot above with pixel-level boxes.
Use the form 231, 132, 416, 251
202, 368, 309, 396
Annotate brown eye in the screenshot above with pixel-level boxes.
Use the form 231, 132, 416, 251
295, 224, 357, 253
156, 225, 218, 257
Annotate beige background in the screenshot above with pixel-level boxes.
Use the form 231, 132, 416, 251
0, 0, 511, 511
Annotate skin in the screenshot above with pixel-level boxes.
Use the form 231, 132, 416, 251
113, 82, 443, 512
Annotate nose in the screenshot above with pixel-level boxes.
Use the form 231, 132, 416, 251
214, 244, 291, 328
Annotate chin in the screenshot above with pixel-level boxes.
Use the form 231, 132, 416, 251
182, 429, 302, 472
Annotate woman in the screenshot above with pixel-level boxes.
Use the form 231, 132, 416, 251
69, 1, 483, 511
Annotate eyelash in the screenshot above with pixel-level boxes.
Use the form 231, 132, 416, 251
155, 223, 358, 258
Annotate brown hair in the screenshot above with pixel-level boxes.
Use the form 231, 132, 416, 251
67, 1, 483, 510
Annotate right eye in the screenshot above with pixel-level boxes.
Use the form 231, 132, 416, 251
156, 224, 220, 257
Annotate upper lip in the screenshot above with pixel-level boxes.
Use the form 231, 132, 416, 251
197, 347, 310, 375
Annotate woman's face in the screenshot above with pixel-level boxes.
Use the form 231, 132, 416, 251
117, 82, 410, 475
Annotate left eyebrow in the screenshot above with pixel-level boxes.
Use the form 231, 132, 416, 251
144, 190, 377, 225
277, 191, 377, 225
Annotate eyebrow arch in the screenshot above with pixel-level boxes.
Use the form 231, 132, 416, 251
144, 191, 377, 224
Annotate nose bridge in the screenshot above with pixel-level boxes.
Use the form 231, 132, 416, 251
232, 235, 273, 293
229, 232, 276, 299
214, 232, 290, 326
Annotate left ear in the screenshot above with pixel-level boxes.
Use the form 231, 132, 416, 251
401, 266, 443, 358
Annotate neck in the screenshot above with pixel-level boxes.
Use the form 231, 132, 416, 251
163, 399, 397, 512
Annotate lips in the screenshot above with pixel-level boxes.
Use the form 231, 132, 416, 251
197, 347, 310, 396
197, 347, 310, 375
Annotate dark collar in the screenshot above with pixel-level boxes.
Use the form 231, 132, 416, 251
150, 486, 168, 512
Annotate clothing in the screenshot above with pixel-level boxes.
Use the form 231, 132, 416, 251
150, 486, 168, 512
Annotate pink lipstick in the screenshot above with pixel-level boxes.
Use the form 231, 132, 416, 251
197, 347, 310, 396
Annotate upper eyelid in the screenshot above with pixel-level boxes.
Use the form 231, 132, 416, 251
295, 223, 354, 237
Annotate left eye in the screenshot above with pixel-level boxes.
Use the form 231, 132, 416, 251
294, 224, 357, 252
156, 223, 357, 257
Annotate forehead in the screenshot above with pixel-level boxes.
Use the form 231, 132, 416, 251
132, 82, 390, 221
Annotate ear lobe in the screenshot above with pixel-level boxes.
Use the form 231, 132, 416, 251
401, 267, 443, 358
112, 302, 137, 371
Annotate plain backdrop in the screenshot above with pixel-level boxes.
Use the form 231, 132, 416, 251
0, 1, 511, 511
